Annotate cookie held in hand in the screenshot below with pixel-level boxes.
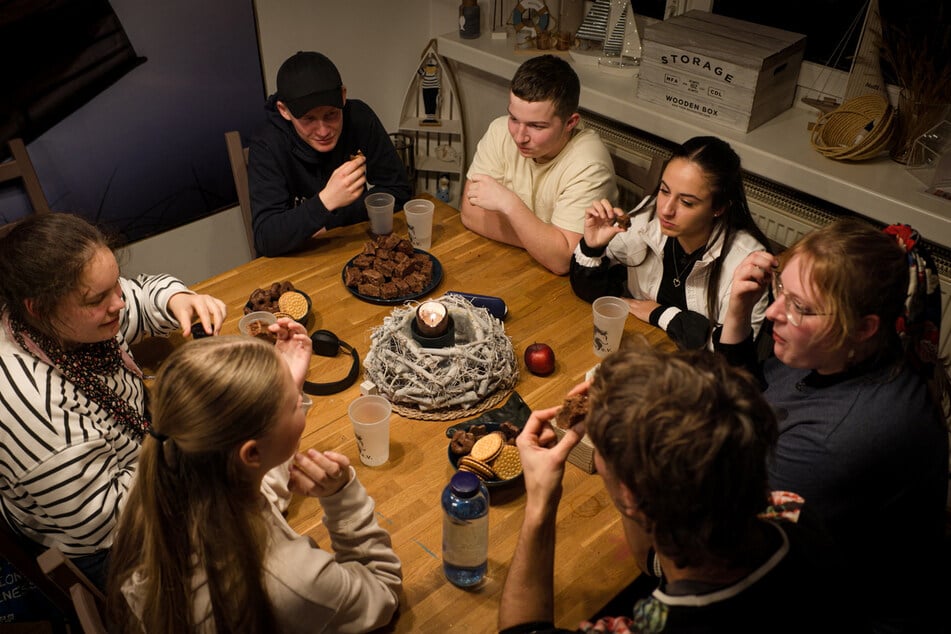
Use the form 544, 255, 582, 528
556, 393, 589, 430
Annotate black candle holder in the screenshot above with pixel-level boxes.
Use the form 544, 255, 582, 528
411, 316, 455, 348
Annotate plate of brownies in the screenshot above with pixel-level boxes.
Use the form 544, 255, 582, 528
342, 234, 443, 304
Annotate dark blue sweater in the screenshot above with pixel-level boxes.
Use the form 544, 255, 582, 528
248, 96, 412, 257
717, 332, 949, 633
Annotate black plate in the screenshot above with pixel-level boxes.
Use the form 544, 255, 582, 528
244, 290, 312, 327
444, 392, 531, 489
342, 250, 443, 305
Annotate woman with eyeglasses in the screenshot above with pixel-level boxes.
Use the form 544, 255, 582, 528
570, 136, 773, 350
717, 218, 949, 633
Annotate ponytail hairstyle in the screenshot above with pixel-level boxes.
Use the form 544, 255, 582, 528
108, 336, 285, 633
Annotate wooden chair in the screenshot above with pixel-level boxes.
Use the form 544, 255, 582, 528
611, 150, 665, 211
0, 521, 74, 617
37, 547, 108, 634
225, 130, 255, 257
0, 520, 107, 631
0, 138, 52, 238
69, 582, 108, 634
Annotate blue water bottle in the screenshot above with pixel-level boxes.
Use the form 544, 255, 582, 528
442, 471, 489, 587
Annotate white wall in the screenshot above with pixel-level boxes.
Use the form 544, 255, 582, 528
124, 0, 476, 284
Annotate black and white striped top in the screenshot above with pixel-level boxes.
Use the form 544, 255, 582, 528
0, 274, 190, 556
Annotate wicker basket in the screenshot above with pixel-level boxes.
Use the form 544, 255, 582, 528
810, 95, 896, 161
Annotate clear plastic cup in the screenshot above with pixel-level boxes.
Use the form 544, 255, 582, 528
404, 198, 434, 250
365, 192, 395, 235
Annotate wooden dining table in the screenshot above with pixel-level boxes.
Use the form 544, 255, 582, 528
140, 194, 674, 633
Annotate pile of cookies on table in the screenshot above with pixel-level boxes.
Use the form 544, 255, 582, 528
450, 422, 522, 483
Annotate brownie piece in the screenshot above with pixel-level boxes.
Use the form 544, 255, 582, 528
358, 282, 380, 296
352, 254, 374, 268
380, 233, 403, 250
393, 278, 410, 295
556, 393, 589, 430
396, 238, 415, 254
344, 266, 363, 287
363, 268, 385, 285
392, 257, 418, 278
374, 258, 396, 277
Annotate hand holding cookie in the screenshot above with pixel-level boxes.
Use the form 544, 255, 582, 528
273, 319, 311, 388
555, 390, 590, 436
517, 405, 581, 506
583, 199, 627, 248
321, 155, 367, 210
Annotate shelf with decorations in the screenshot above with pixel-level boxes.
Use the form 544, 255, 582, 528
398, 39, 466, 208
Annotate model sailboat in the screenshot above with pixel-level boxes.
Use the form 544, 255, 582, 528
600, 0, 641, 74
570, 0, 641, 73
801, 0, 889, 113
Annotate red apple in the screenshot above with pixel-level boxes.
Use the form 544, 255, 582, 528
524, 342, 555, 376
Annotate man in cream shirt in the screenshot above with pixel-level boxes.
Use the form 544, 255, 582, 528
461, 55, 617, 275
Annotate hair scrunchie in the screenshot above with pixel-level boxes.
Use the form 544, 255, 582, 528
147, 427, 168, 443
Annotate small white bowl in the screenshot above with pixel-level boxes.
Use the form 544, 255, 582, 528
238, 311, 278, 337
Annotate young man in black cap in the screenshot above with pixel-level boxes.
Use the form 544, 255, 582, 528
248, 51, 412, 257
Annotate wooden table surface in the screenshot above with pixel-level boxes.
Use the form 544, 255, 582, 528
153, 195, 673, 633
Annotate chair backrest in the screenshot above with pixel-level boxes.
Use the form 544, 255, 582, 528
0, 138, 52, 239
611, 150, 665, 211
37, 546, 108, 631
225, 130, 254, 257
0, 517, 72, 614
70, 582, 109, 634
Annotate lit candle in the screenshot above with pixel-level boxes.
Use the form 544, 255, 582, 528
416, 301, 449, 337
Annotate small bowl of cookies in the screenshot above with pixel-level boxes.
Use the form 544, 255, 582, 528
445, 421, 523, 488
244, 280, 312, 327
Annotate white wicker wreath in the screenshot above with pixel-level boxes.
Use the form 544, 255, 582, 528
364, 294, 518, 413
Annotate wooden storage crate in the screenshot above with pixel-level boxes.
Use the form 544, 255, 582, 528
636, 11, 806, 132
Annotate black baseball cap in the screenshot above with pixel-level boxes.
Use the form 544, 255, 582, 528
276, 51, 344, 118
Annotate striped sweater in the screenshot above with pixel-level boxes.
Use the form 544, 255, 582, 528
0, 274, 190, 556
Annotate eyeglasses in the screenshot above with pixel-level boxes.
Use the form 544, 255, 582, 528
770, 274, 827, 327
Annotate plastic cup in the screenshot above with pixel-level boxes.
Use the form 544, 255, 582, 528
365, 192, 395, 235
238, 311, 277, 341
592, 296, 629, 358
348, 395, 392, 466
404, 198, 435, 250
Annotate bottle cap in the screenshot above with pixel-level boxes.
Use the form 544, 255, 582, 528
450, 471, 481, 497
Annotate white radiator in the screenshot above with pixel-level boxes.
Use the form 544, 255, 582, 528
581, 111, 951, 358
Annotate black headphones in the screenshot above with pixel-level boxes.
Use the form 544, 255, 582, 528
303, 330, 360, 396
